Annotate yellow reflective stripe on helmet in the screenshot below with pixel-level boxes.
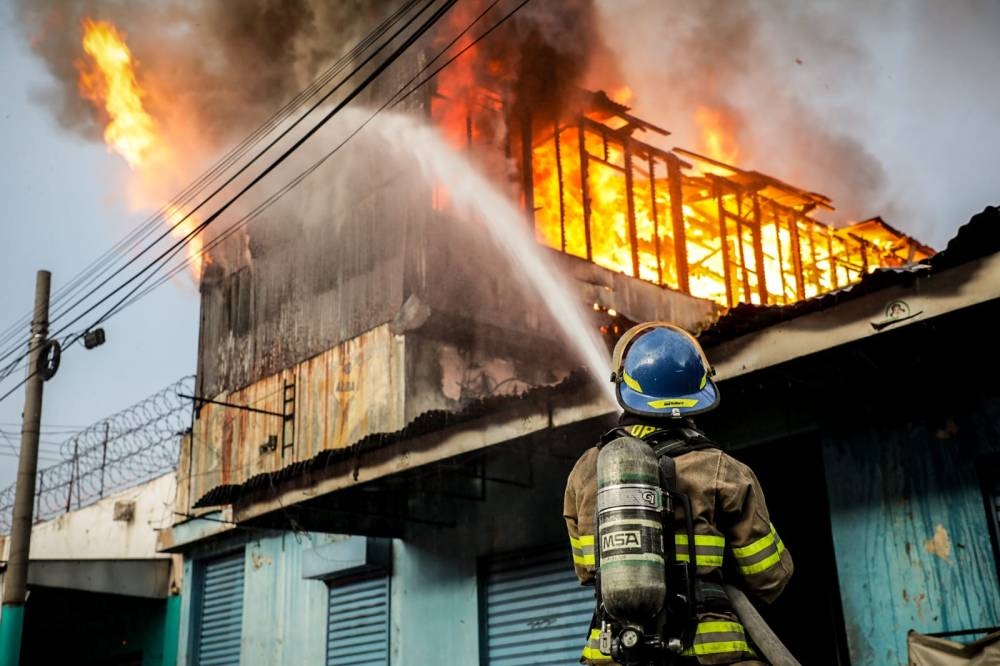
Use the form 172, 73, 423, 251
622, 371, 643, 393
646, 398, 698, 409
571, 534, 596, 567
732, 524, 786, 575
699, 371, 707, 389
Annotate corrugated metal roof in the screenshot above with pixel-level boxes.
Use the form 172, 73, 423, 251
698, 206, 1000, 348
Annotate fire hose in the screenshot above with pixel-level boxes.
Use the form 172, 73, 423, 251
723, 584, 802, 666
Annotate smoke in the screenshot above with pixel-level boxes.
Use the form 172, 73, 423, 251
15, 0, 395, 153
593, 0, 1000, 243
16, 0, 617, 155
591, 0, 889, 223
457, 0, 620, 121
17, 0, 996, 249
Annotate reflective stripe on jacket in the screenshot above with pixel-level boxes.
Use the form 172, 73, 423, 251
577, 615, 758, 665
563, 435, 793, 665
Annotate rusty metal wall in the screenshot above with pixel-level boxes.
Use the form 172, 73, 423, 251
186, 325, 406, 509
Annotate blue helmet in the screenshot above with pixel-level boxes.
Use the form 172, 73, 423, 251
610, 322, 719, 418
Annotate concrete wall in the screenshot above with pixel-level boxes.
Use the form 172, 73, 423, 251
0, 471, 176, 562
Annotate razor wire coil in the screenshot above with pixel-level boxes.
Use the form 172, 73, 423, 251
0, 375, 194, 532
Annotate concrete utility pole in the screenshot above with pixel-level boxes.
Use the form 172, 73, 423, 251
0, 270, 51, 666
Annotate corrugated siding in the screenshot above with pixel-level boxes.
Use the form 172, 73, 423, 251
327, 576, 390, 666
196, 551, 245, 666
485, 548, 594, 666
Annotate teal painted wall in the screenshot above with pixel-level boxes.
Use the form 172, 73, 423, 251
242, 533, 331, 665
176, 529, 340, 665
162, 595, 181, 666
390, 536, 480, 664
824, 414, 1000, 666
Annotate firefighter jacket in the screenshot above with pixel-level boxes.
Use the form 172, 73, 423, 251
563, 423, 794, 665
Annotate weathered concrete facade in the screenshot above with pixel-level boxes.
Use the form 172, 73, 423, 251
0, 473, 182, 665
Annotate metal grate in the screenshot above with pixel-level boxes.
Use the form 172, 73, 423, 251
195, 551, 245, 666
484, 547, 595, 665
327, 576, 390, 666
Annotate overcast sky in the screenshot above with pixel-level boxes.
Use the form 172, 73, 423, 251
0, 0, 997, 494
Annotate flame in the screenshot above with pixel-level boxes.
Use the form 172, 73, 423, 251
694, 106, 741, 165
78, 19, 157, 168
77, 19, 205, 279
432, 84, 931, 308
609, 86, 633, 106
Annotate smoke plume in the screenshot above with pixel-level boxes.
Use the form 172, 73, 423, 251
16, 0, 396, 153
592, 0, 890, 223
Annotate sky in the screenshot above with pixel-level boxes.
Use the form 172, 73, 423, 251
0, 0, 199, 489
0, 0, 997, 492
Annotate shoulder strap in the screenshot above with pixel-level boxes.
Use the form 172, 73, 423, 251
597, 426, 631, 449
650, 426, 718, 459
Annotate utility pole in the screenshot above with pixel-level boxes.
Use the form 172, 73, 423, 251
0, 270, 51, 666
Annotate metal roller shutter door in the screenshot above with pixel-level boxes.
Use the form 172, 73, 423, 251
327, 576, 391, 666
484, 548, 595, 665
195, 550, 245, 666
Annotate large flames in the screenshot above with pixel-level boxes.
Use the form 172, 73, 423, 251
432, 63, 931, 308
77, 19, 205, 279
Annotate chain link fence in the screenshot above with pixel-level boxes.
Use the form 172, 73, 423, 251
0, 375, 194, 532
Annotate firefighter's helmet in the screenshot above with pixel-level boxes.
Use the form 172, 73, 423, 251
610, 322, 719, 418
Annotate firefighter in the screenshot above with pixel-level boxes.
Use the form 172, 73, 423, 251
564, 322, 794, 665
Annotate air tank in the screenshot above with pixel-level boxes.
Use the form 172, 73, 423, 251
596, 435, 666, 623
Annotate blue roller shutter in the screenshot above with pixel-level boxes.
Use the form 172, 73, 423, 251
195, 550, 245, 666
327, 575, 390, 666
484, 547, 595, 665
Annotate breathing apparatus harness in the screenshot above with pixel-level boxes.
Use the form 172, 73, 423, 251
592, 423, 730, 665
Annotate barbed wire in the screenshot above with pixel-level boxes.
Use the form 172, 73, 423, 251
0, 375, 194, 532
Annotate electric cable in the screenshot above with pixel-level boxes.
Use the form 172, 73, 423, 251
0, 0, 448, 405
100, 0, 532, 318
0, 0, 516, 407
36, 0, 455, 351
0, 0, 425, 370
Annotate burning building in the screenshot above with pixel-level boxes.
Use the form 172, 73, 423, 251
16, 1, 1000, 664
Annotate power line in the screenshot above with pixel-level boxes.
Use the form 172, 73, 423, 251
0, 1, 433, 405
102, 0, 532, 319
0, 0, 522, 409
42, 0, 456, 350
0, 0, 426, 373
0, 0, 453, 408
0, 0, 421, 357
